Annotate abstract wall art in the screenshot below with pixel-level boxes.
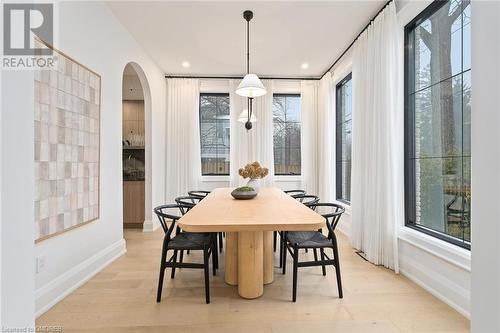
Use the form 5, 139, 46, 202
34, 40, 100, 241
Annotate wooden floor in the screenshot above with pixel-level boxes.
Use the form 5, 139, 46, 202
37, 229, 470, 332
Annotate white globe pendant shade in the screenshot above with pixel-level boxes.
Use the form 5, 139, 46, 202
236, 74, 267, 98
238, 109, 257, 123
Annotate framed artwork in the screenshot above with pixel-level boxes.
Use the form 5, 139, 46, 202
34, 39, 101, 241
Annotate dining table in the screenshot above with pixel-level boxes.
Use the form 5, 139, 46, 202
178, 187, 325, 299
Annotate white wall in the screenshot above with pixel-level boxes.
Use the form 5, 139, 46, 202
5, 1, 167, 318
471, 1, 500, 331
1, 69, 36, 328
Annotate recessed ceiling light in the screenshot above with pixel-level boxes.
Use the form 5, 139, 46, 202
301, 63, 309, 69
182, 61, 190, 68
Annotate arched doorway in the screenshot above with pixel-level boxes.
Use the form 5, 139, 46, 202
121, 63, 152, 231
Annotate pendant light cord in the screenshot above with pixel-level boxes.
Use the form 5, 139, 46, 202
246, 18, 250, 74
246, 13, 251, 125
242, 10, 254, 130
247, 98, 251, 120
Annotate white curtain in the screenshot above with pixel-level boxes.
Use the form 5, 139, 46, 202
165, 78, 202, 202
229, 80, 275, 187
350, 2, 403, 272
317, 73, 335, 202
300, 81, 319, 195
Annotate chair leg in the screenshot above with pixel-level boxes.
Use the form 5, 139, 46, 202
282, 234, 287, 275
320, 248, 326, 276
156, 240, 168, 302
170, 250, 178, 279
313, 248, 318, 262
203, 247, 210, 304
279, 231, 283, 268
179, 250, 184, 265
213, 236, 219, 270
273, 231, 277, 252
212, 240, 217, 276
292, 246, 299, 302
332, 235, 343, 298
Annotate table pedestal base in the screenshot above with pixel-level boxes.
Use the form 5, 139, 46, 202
224, 230, 274, 298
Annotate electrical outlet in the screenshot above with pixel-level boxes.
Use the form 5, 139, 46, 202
36, 255, 46, 274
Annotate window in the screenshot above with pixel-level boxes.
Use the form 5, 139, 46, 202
273, 94, 301, 175
404, 0, 471, 249
336, 74, 352, 204
199, 93, 230, 175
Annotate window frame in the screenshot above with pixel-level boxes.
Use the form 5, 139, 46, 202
335, 73, 352, 205
199, 92, 230, 176
403, 0, 471, 250
272, 93, 302, 176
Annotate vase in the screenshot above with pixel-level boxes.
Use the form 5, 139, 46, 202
246, 178, 260, 191
231, 188, 257, 200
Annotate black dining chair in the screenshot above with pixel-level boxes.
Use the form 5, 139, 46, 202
294, 194, 320, 207
154, 204, 217, 304
275, 190, 308, 254
282, 203, 345, 302
278, 194, 321, 268
188, 190, 211, 200
175, 195, 202, 213
284, 189, 306, 198
174, 196, 219, 268
185, 192, 224, 253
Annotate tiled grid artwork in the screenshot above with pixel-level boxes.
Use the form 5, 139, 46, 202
34, 41, 100, 241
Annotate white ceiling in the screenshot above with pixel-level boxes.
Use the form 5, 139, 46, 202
107, 1, 386, 78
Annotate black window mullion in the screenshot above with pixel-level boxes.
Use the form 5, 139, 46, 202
460, 0, 466, 244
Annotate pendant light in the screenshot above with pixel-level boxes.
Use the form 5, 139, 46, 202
236, 10, 266, 130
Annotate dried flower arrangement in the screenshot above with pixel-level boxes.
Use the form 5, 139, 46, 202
238, 161, 269, 180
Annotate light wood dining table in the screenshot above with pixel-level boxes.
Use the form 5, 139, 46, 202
178, 187, 325, 299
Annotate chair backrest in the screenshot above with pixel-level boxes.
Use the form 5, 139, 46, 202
188, 190, 211, 200
284, 190, 306, 198
174, 196, 202, 215
153, 204, 185, 238
307, 203, 345, 236
294, 194, 320, 208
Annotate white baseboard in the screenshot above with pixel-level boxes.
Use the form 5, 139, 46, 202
35, 238, 127, 318
142, 219, 159, 232
399, 255, 470, 319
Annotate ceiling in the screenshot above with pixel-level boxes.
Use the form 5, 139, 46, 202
107, 1, 386, 78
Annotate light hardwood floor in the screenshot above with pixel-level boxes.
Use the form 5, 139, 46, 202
36, 229, 470, 332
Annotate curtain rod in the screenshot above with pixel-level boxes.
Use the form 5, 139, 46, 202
320, 0, 393, 78
164, 75, 319, 81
